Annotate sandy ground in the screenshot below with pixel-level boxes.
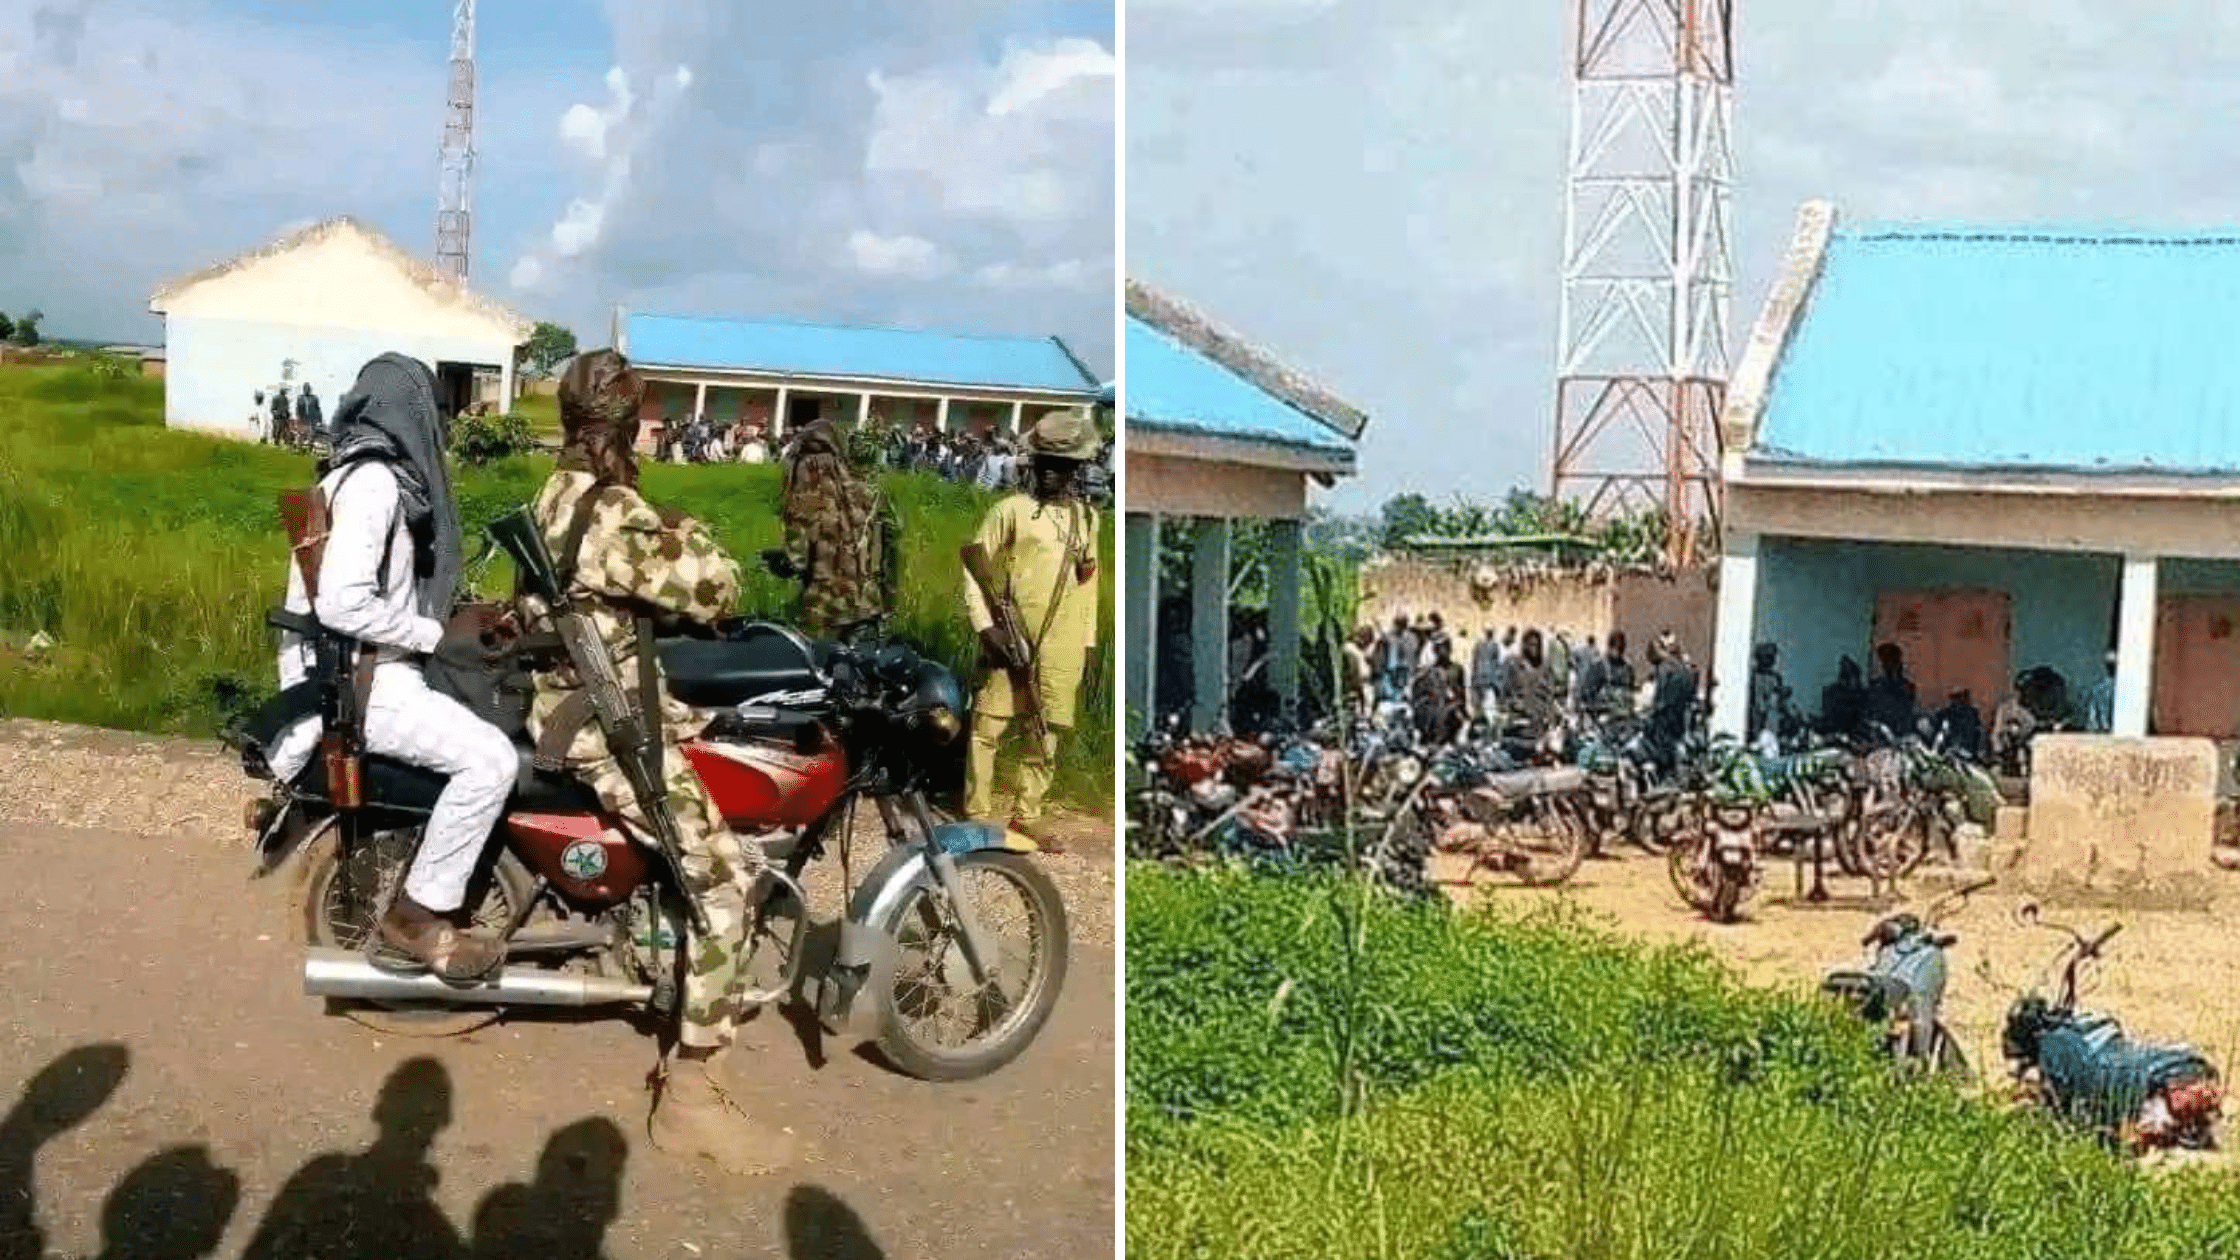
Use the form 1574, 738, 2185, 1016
0, 720, 1115, 1260
1435, 845, 2240, 1095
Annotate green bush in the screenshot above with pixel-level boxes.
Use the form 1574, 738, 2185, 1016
451, 410, 539, 465
1126, 864, 2240, 1259
0, 365, 1112, 806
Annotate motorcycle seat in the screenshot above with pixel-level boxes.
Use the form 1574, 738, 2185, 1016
295, 745, 603, 817
1821, 970, 1909, 1022
660, 628, 830, 709
1483, 765, 1587, 799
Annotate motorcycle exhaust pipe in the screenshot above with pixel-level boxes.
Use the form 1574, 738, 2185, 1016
302, 948, 653, 1007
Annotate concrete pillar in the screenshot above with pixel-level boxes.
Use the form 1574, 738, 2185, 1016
1267, 517, 1304, 713
693, 381, 708, 422
1709, 530, 1760, 738
1010, 399, 1025, 434
771, 386, 789, 439
497, 358, 515, 415
858, 392, 872, 427
2114, 553, 2160, 737
1124, 512, 1160, 738
937, 397, 952, 433
1190, 517, 1233, 732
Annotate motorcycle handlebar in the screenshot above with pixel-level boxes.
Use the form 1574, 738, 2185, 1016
2084, 923, 2123, 957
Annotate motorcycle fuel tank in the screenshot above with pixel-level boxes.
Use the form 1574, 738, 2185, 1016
686, 736, 848, 829
507, 818, 652, 909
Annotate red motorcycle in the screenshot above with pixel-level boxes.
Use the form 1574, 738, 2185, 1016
238, 615, 1068, 1083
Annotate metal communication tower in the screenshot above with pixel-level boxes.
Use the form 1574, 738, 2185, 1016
1550, 0, 1734, 566
435, 0, 476, 279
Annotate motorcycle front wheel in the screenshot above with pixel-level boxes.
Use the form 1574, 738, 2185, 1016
872, 849, 1069, 1082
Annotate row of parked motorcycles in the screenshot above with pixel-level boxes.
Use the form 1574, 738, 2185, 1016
1126, 702, 2003, 922
1127, 704, 2226, 1153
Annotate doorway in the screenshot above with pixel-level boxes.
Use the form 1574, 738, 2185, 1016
2153, 595, 2240, 737
1870, 588, 2013, 718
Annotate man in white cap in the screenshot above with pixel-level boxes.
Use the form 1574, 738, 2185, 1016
960, 406, 1103, 851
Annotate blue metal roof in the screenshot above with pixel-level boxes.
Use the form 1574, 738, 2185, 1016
1756, 225, 2240, 475
1123, 314, 1355, 456
621, 312, 1097, 393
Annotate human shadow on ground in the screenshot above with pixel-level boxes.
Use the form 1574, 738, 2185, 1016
241, 1056, 468, 1260
783, 1185, 889, 1260
82, 1145, 239, 1260
0, 1047, 905, 1260
470, 1117, 629, 1260
0, 1044, 129, 1260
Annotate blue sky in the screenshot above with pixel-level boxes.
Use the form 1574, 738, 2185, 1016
0, 0, 1116, 370
1128, 0, 2240, 511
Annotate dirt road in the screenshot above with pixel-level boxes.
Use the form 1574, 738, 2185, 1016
0, 724, 1114, 1260
1440, 847, 2240, 1089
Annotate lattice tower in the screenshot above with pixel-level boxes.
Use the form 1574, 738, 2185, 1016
436, 0, 476, 279
1550, 0, 1734, 566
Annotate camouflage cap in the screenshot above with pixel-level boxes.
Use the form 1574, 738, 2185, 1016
1027, 406, 1099, 460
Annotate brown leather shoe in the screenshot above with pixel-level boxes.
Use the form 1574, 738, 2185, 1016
377, 898, 504, 984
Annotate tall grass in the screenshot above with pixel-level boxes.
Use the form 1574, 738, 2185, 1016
0, 365, 1112, 805
1126, 866, 2240, 1258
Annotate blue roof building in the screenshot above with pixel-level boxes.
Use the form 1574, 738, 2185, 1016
1122, 281, 1368, 735
1713, 201, 2240, 766
611, 306, 1101, 446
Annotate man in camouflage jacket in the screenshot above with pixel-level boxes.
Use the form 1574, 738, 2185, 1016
769, 420, 895, 638
526, 349, 790, 1179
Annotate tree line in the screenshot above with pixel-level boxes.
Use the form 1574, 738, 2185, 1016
0, 309, 43, 347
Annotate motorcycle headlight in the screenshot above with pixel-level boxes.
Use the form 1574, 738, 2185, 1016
1394, 755, 1424, 787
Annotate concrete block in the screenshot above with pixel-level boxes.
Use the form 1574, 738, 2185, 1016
2019, 735, 2218, 892
1993, 805, 2028, 842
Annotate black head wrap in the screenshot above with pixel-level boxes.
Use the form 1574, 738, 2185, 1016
323, 353, 460, 619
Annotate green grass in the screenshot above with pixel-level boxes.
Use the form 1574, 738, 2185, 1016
0, 364, 1112, 806
1125, 865, 2240, 1258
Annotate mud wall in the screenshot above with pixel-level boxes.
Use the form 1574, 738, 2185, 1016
1358, 558, 1714, 665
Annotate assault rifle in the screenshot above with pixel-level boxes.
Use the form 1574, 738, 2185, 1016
961, 542, 1049, 745
488, 507, 711, 934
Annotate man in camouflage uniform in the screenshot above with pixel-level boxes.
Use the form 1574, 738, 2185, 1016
525, 349, 789, 1178
768, 420, 895, 637
961, 407, 1103, 852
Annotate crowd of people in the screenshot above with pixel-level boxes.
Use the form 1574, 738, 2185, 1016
652, 413, 1115, 505
1747, 641, 2118, 775
1338, 612, 1703, 766
1327, 608, 2113, 781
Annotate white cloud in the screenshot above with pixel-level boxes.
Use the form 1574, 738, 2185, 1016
976, 258, 1096, 289
863, 37, 1114, 229
1129, 0, 2240, 507
846, 230, 951, 278
519, 3, 1115, 366
987, 38, 1117, 117
510, 59, 694, 293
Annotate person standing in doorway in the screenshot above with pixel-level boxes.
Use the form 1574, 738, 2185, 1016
1865, 642, 1919, 738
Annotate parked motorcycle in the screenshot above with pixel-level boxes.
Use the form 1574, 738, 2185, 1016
1384, 741, 1589, 890
2000, 905, 2223, 1152
1667, 733, 1867, 921
239, 607, 1068, 1084
1820, 877, 1993, 1076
